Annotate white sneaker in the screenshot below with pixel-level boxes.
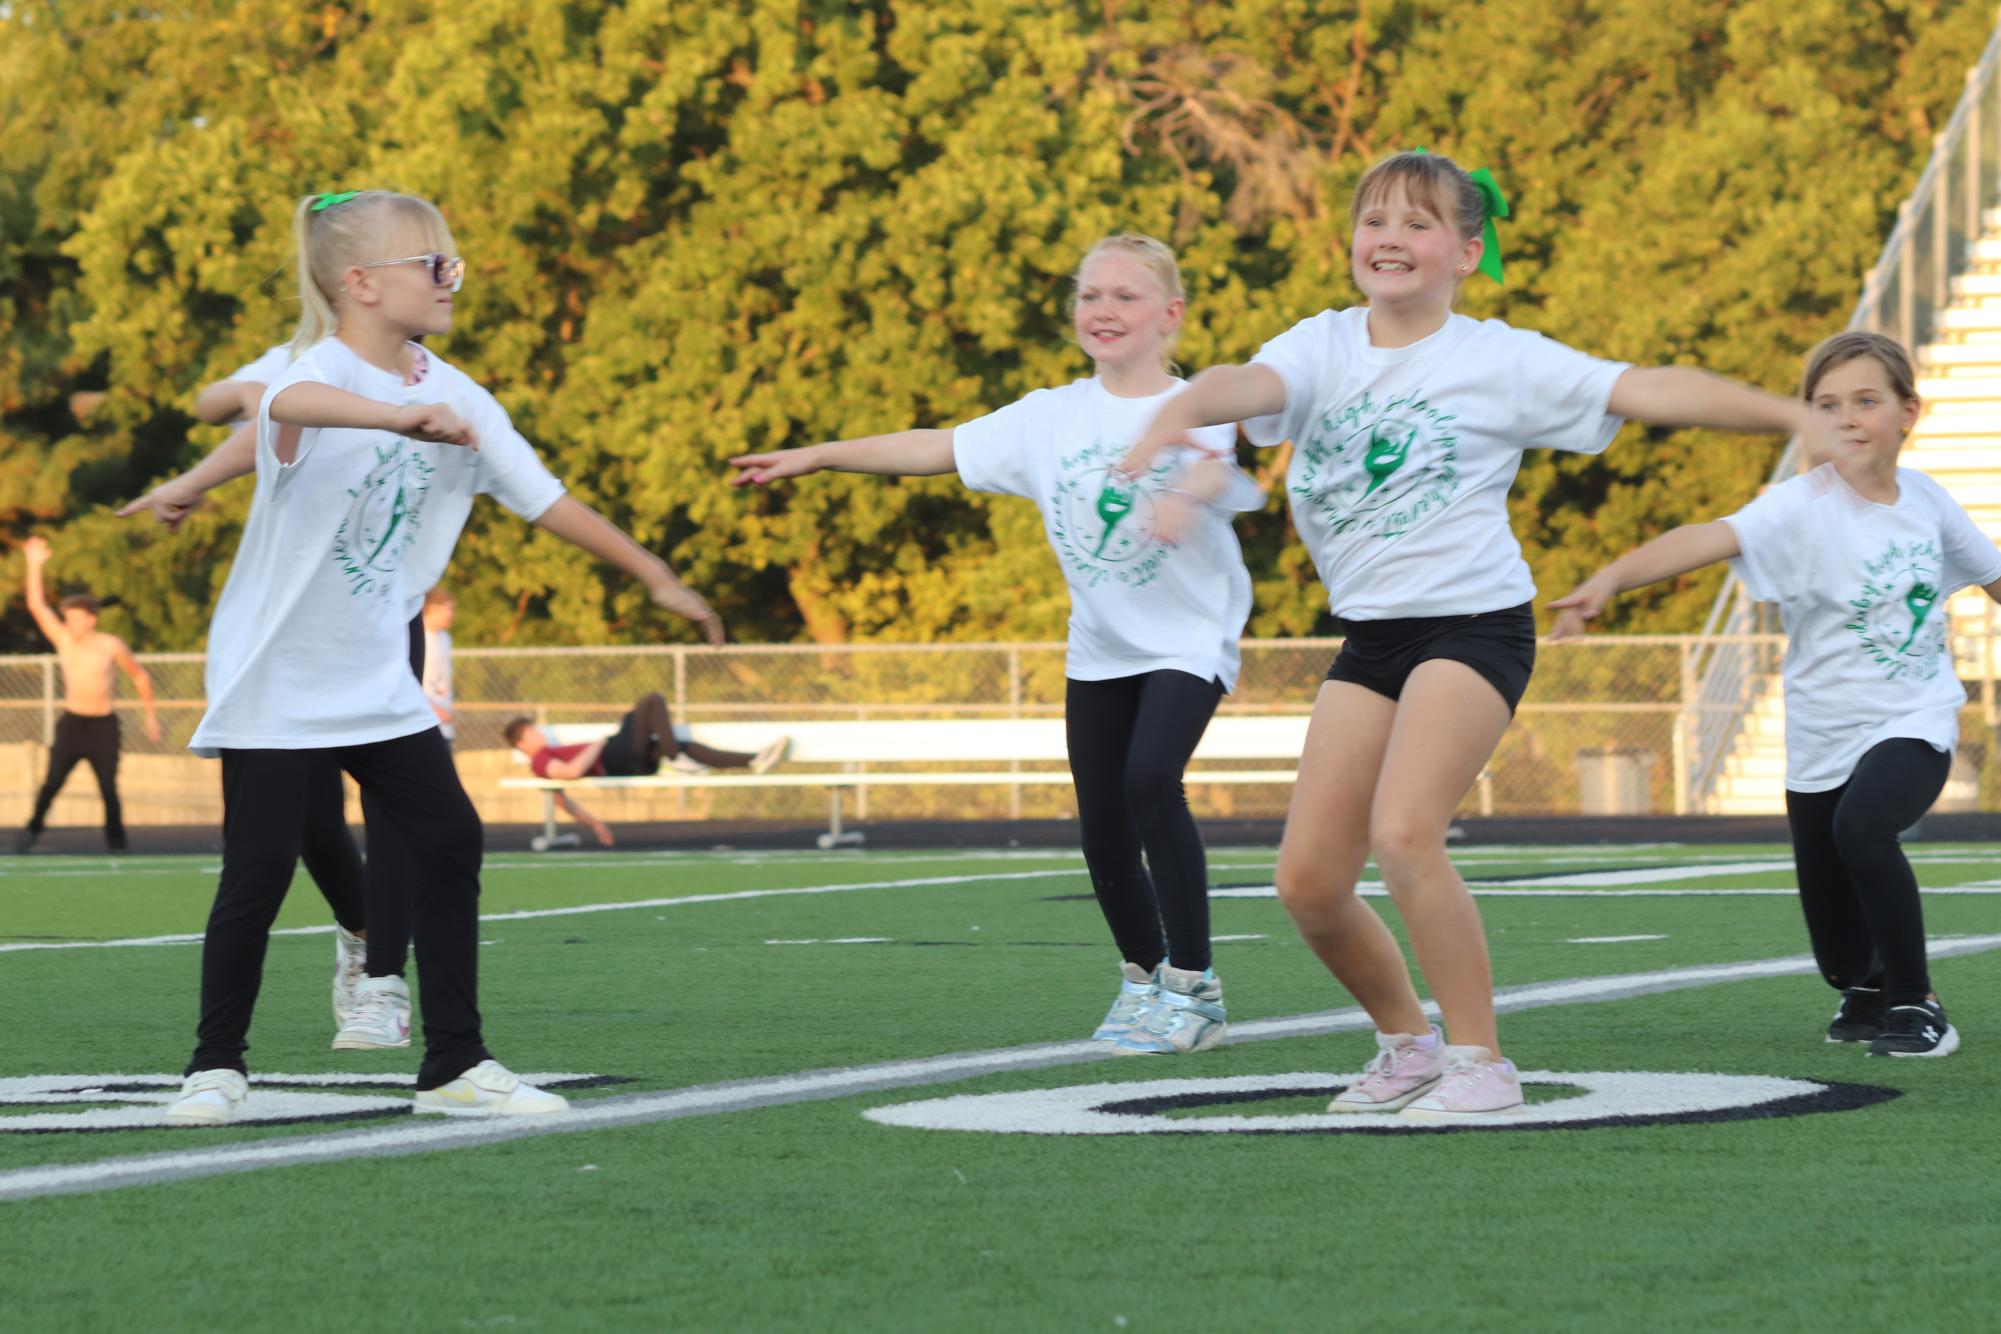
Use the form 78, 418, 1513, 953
331, 974, 412, 1050
413, 1060, 570, 1117
668, 752, 713, 775
165, 1069, 248, 1126
332, 924, 367, 1025
751, 736, 791, 774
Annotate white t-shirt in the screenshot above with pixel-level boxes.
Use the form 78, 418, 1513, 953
953, 377, 1260, 689
422, 627, 454, 741
1245, 308, 1629, 620
222, 345, 295, 423
1723, 464, 2001, 792
191, 338, 565, 754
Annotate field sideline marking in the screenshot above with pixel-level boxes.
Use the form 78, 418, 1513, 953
6, 933, 1998, 1203
0, 868, 1095, 955
13, 857, 2001, 954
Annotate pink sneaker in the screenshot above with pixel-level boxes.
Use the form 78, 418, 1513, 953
1398, 1045, 1525, 1121
1328, 1026, 1446, 1113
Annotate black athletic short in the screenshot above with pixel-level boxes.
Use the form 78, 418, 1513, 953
1325, 600, 1537, 714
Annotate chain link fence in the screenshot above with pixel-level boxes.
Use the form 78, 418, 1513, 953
3, 632, 1998, 829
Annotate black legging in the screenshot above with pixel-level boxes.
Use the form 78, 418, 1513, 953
27, 712, 123, 846
1065, 670, 1224, 974
300, 611, 425, 976
299, 757, 365, 934
1785, 737, 1951, 1008
191, 728, 487, 1088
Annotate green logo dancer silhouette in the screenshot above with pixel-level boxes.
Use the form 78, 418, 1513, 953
1092, 478, 1136, 558
1898, 581, 1939, 654
1361, 426, 1414, 500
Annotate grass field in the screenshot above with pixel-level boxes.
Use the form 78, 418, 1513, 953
4, 841, 2000, 1332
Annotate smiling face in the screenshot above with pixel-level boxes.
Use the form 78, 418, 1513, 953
1072, 250, 1182, 375
1349, 180, 1482, 313
1807, 355, 1919, 473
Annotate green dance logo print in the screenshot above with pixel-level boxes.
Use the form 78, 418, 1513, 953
1048, 439, 1176, 589
332, 439, 436, 598
1293, 389, 1460, 540
1845, 539, 1949, 680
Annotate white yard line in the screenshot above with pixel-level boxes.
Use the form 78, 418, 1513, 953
0, 868, 1083, 955
15, 855, 2001, 953
7, 933, 1998, 1202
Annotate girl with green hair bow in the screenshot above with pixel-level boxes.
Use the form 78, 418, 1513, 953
1118, 147, 1807, 1120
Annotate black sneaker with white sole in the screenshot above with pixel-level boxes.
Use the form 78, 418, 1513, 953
1826, 987, 1887, 1043
1867, 1000, 1960, 1058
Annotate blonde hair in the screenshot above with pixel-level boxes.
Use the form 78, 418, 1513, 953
1351, 150, 1486, 248
289, 191, 457, 350
1071, 233, 1186, 367
1801, 330, 1917, 404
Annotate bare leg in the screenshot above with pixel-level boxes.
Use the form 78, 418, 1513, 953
1370, 660, 1513, 1056
1273, 680, 1430, 1034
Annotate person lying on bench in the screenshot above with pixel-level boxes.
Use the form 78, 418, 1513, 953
503, 693, 788, 781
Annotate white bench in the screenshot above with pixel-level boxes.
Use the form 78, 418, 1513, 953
501, 717, 1309, 849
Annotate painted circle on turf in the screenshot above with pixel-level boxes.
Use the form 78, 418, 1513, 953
862, 1071, 1897, 1135
0, 1072, 608, 1133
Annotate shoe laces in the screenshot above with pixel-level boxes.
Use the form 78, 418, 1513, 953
1433, 1053, 1490, 1096
1357, 1040, 1425, 1085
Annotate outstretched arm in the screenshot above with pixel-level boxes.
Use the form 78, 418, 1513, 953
729, 429, 957, 486
553, 791, 614, 846
1608, 368, 1806, 436
532, 495, 725, 646
193, 378, 265, 426
1150, 455, 1239, 546
21, 537, 67, 648
110, 639, 162, 742
266, 383, 476, 461
117, 425, 261, 529
1118, 364, 1283, 478
1548, 522, 1743, 640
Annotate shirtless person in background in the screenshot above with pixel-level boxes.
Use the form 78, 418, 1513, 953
17, 536, 161, 853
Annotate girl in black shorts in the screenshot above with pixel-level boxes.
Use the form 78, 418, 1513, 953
1122, 149, 1803, 1118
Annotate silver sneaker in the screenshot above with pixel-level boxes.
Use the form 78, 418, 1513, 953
331, 974, 412, 1050
1092, 962, 1160, 1042
1114, 966, 1226, 1054
332, 924, 367, 1026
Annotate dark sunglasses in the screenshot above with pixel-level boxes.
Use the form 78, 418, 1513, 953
355, 252, 465, 292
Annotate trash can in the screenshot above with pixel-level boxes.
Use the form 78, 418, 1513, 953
1577, 747, 1654, 815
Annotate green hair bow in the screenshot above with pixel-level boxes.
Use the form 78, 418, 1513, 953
1411, 148, 1509, 285
310, 190, 361, 212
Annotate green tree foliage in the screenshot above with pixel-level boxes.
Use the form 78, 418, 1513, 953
0, 0, 1991, 651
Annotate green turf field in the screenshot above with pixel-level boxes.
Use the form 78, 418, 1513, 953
4, 843, 1999, 1332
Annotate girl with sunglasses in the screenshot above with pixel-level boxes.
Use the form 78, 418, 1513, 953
168, 189, 721, 1124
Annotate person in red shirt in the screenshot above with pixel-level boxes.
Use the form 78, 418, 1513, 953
505, 693, 787, 839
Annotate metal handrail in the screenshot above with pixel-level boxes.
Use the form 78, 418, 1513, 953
1686, 21, 2001, 809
